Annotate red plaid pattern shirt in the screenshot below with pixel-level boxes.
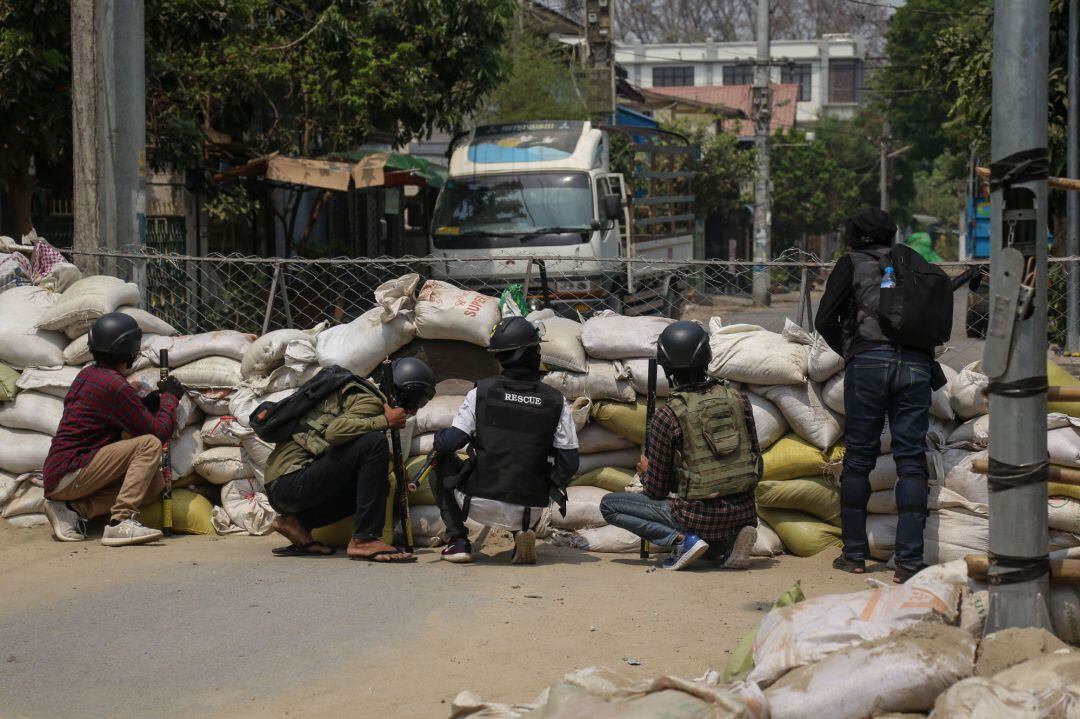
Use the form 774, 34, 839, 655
30, 237, 66, 279
642, 383, 759, 542
43, 365, 178, 494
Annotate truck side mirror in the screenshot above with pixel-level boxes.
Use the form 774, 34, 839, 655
603, 193, 623, 220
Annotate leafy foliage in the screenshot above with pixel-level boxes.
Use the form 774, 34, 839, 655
690, 130, 754, 219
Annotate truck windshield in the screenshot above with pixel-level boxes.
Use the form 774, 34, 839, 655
432, 172, 594, 249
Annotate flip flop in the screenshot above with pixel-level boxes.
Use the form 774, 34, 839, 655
350, 549, 417, 563
272, 541, 336, 557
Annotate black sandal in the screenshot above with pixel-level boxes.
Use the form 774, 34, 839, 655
832, 554, 866, 574
272, 541, 336, 557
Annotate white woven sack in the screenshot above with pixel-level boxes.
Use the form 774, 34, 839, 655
413, 280, 500, 346
0, 470, 25, 506
807, 334, 845, 383
2, 483, 45, 518
537, 316, 588, 373
0, 427, 52, 474
229, 387, 296, 428
316, 308, 416, 378
193, 446, 252, 485
949, 362, 989, 420
414, 395, 466, 434
64, 331, 163, 366
374, 273, 420, 320
200, 415, 248, 447
63, 306, 178, 340
1048, 496, 1080, 534
14, 366, 81, 398
577, 423, 636, 454
189, 389, 233, 416
752, 519, 785, 557
409, 432, 435, 458
932, 363, 958, 422
575, 448, 639, 476
745, 391, 788, 450
580, 311, 673, 360
0, 285, 68, 368
34, 261, 81, 293
708, 318, 807, 385
137, 330, 255, 368
924, 508, 989, 564
939, 449, 989, 505
549, 524, 641, 553
36, 275, 140, 332
171, 424, 202, 479
549, 485, 609, 530
1048, 426, 1080, 467
542, 360, 635, 402
822, 373, 845, 414
214, 478, 276, 535
751, 382, 843, 451
171, 357, 243, 389
623, 358, 671, 398
0, 390, 64, 435
241, 326, 323, 379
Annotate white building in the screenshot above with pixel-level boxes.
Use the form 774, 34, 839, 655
615, 34, 868, 123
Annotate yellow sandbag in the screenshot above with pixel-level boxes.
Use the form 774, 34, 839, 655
0, 362, 19, 402
590, 397, 666, 445
756, 477, 841, 526
139, 488, 216, 535
570, 466, 636, 493
762, 435, 842, 482
756, 506, 842, 557
1049, 480, 1080, 502
1047, 361, 1080, 416
312, 473, 397, 547
391, 454, 437, 506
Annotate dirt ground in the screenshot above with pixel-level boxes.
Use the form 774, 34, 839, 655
0, 523, 870, 718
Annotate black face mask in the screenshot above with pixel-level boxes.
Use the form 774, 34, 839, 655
499, 346, 542, 381
395, 384, 436, 413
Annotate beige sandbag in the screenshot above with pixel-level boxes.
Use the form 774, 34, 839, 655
708, 318, 807, 385
1049, 425, 1080, 468
315, 308, 416, 377
36, 275, 140, 331
414, 395, 465, 434
542, 360, 635, 402
577, 423, 636, 454
14, 366, 81, 398
1, 482, 45, 518
807, 334, 844, 383
932, 363, 958, 422
570, 396, 591, 431
63, 331, 163, 366
752, 520, 785, 557
949, 362, 989, 420
169, 357, 243, 389
0, 470, 25, 505
0, 427, 52, 474
745, 391, 788, 450
200, 415, 248, 447
580, 311, 674, 360
240, 325, 322, 379
212, 477, 276, 535
0, 390, 64, 435
193, 446, 252, 485
36, 262, 81, 292
229, 387, 296, 427
549, 525, 641, 553
935, 653, 1080, 718
62, 305, 178, 340
189, 388, 234, 416
751, 382, 843, 451
1049, 584, 1080, 645
866, 513, 898, 561
550, 485, 610, 530
243, 356, 319, 397
0, 285, 68, 368
170, 424, 202, 479
623, 358, 671, 398
923, 508, 988, 565
575, 449, 639, 476
940, 449, 989, 505
1048, 496, 1080, 534
822, 373, 844, 414
413, 280, 501, 346
536, 315, 587, 373
136, 330, 255, 368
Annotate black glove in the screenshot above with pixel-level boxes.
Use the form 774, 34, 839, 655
158, 376, 184, 400
141, 390, 161, 414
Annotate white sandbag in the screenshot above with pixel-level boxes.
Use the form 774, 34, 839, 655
171, 424, 202, 479
229, 387, 295, 428
932, 363, 958, 422
765, 624, 975, 719
1048, 496, 1080, 534
64, 331, 163, 366
170, 357, 242, 389
410, 432, 435, 458
1, 482, 45, 518
580, 311, 673, 360
1048, 426, 1080, 468
374, 273, 420, 319
193, 446, 251, 485
189, 389, 234, 416
807, 335, 844, 383
413, 280, 501, 346
576, 423, 636, 454
240, 435, 274, 484
414, 395, 465, 434
240, 326, 323, 379
940, 450, 989, 505
748, 580, 962, 686
0, 285, 68, 368
549, 485, 609, 530
542, 360, 635, 402
0, 427, 52, 474
0, 470, 25, 506
745, 391, 788, 450
575, 448, 640, 476
866, 513, 898, 561
14, 366, 82, 398
62, 305, 178, 340
315, 308, 416, 378
5, 513, 47, 528
822, 373, 844, 415
949, 362, 989, 420
536, 316, 587, 373
34, 261, 81, 293
753, 520, 785, 557
867, 489, 896, 514
200, 415, 248, 447
548, 524, 641, 553
751, 383, 843, 451
923, 508, 988, 565
36, 275, 140, 331
215, 478, 276, 535
708, 319, 807, 385
623, 358, 671, 398
244, 358, 319, 397
137, 330, 255, 367
949, 412, 1073, 451
0, 390, 64, 435
406, 505, 484, 544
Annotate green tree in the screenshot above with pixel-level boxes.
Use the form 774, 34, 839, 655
691, 130, 754, 220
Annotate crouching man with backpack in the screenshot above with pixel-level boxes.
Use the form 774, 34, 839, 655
257, 358, 436, 563
816, 207, 955, 584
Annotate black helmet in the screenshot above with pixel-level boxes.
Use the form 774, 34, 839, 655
845, 207, 897, 248
487, 316, 542, 365
392, 357, 436, 412
656, 321, 710, 370
88, 312, 142, 364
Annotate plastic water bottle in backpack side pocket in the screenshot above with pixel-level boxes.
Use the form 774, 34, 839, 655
880, 266, 896, 289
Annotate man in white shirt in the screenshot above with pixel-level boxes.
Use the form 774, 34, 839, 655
431, 317, 579, 564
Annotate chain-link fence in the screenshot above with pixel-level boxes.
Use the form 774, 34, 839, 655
68, 248, 1080, 372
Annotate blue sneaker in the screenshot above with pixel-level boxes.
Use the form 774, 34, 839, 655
662, 533, 710, 571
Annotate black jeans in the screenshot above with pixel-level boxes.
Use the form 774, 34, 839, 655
267, 432, 389, 541
432, 452, 471, 540
841, 348, 932, 567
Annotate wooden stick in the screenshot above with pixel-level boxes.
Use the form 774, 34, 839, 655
965, 554, 1080, 584
1049, 386, 1080, 402
971, 457, 1080, 486
976, 166, 1080, 192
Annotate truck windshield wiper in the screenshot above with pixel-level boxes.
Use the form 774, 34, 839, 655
442, 226, 592, 240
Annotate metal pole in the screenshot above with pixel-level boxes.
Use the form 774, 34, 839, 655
1067, 0, 1079, 352
986, 0, 1051, 633
879, 120, 890, 213
751, 0, 771, 307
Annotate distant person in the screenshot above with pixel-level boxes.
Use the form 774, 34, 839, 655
263, 358, 436, 563
43, 313, 182, 547
906, 231, 944, 263
600, 322, 759, 571
431, 317, 579, 565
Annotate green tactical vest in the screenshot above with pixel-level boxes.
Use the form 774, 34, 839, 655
668, 383, 760, 500
292, 381, 372, 457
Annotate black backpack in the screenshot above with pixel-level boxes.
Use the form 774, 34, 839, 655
249, 365, 379, 443
868, 244, 953, 349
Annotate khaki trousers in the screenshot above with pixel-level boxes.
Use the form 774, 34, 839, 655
51, 436, 165, 522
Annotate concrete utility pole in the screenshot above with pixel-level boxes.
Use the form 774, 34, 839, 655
985, 0, 1052, 633
1067, 0, 1079, 352
585, 0, 616, 122
879, 119, 891, 213
71, 0, 147, 273
751, 0, 771, 307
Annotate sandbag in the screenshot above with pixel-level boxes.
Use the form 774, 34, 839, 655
756, 477, 840, 526
5, 513, 47, 528
62, 305, 178, 339
570, 396, 591, 431
549, 485, 609, 530
192, 446, 251, 485
745, 391, 788, 450
941, 449, 988, 505
2, 482, 44, 518
542, 360, 635, 402
200, 415, 248, 447
229, 387, 296, 427
570, 466, 636, 493
405, 504, 483, 545
549, 524, 641, 553
14, 366, 81, 398
316, 308, 416, 378
752, 520, 785, 557
761, 435, 841, 483
949, 362, 989, 420
0, 427, 52, 474
1049, 426, 1080, 467
1049, 584, 1080, 645
169, 357, 243, 389
413, 280, 501, 346
580, 311, 673, 360
0, 362, 18, 402
410, 432, 435, 458
822, 373, 844, 415
241, 326, 322, 379
63, 331, 162, 366
0, 285, 68, 368
748, 580, 962, 686
807, 334, 844, 383
575, 449, 639, 477
868, 488, 896, 514
751, 383, 843, 451
923, 508, 988, 564
34, 260, 80, 293
866, 513, 898, 561
243, 357, 320, 397
765, 624, 975, 719
708, 319, 807, 385
0, 470, 25, 506
36, 275, 140, 332
1048, 496, 1080, 534
1047, 360, 1080, 416
932, 363, 958, 421
589, 397, 662, 445
0, 390, 64, 435
414, 395, 465, 434
621, 358, 671, 399
755, 507, 842, 558
536, 316, 587, 373
577, 423, 636, 454
138, 488, 216, 535
189, 388, 234, 416
137, 330, 255, 368
213, 478, 276, 535
171, 424, 202, 480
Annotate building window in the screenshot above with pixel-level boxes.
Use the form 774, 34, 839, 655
652, 66, 694, 87
829, 59, 863, 104
722, 64, 753, 85
781, 63, 812, 102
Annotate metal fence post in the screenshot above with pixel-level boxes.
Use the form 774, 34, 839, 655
262, 263, 281, 336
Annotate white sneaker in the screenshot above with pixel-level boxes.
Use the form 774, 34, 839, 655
101, 516, 164, 547
722, 525, 758, 570
45, 500, 86, 542
511, 530, 537, 564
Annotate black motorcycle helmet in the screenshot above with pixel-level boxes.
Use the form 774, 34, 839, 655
88, 312, 142, 366
487, 316, 542, 366
391, 357, 436, 412
657, 321, 710, 388
845, 207, 897, 249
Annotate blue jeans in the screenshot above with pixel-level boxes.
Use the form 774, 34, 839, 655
599, 492, 680, 548
841, 348, 932, 567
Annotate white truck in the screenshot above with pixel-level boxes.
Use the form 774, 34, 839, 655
427, 120, 696, 317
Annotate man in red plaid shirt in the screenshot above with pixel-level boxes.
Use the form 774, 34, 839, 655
43, 313, 184, 546
601, 322, 759, 571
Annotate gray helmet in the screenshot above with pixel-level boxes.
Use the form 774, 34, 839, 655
392, 357, 436, 411
487, 316, 542, 365
656, 321, 710, 370
88, 312, 142, 363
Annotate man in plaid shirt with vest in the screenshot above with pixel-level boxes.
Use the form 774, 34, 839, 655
601, 322, 759, 571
